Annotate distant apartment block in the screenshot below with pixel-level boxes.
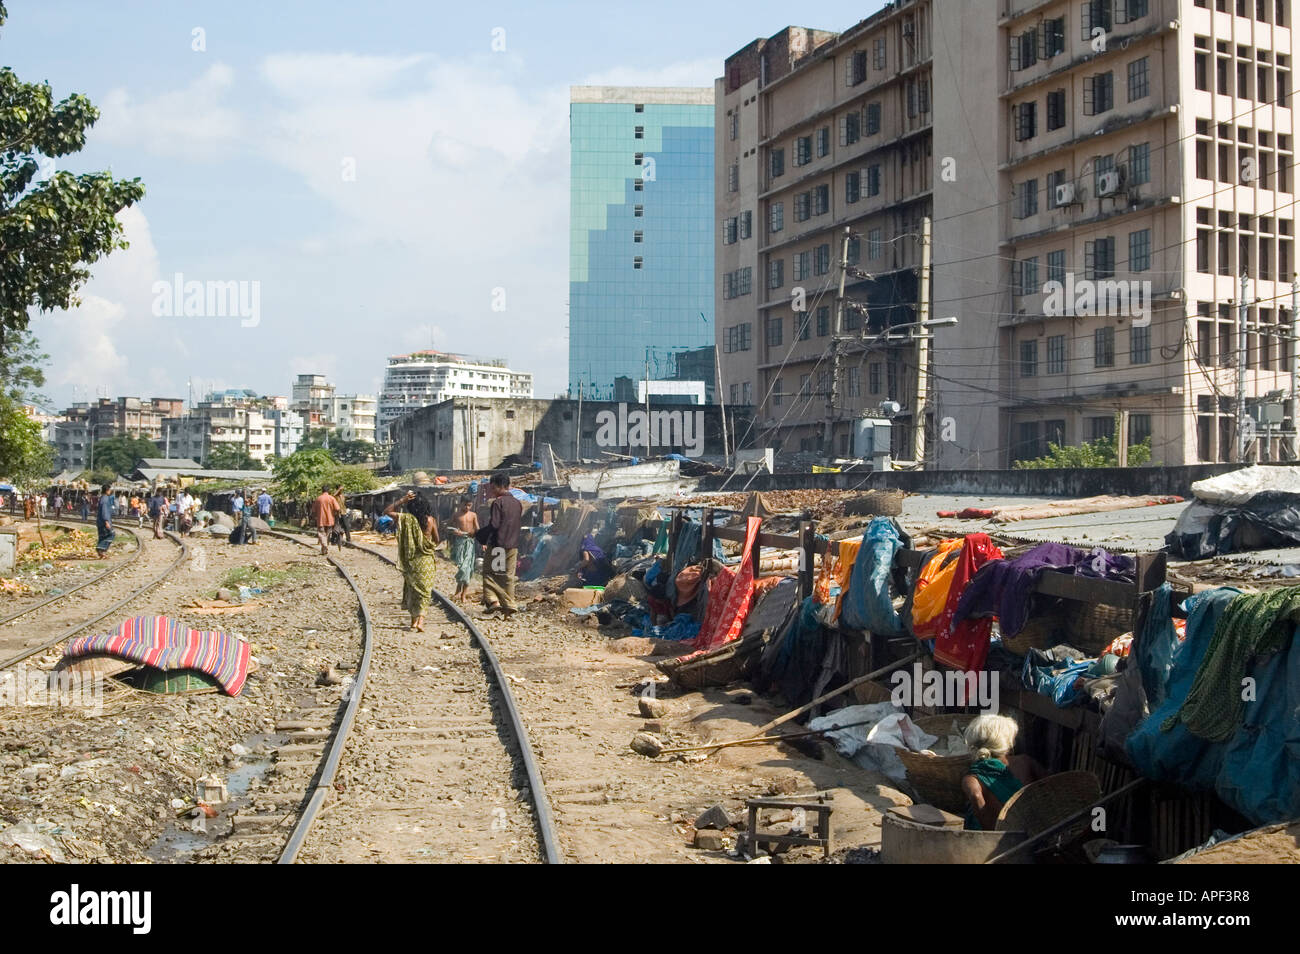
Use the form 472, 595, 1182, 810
377, 350, 534, 439
289, 373, 377, 443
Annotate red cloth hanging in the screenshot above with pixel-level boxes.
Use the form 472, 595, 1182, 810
932, 533, 1004, 673
685, 516, 763, 654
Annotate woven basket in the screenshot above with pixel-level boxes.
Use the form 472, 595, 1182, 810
852, 679, 897, 706
897, 713, 977, 814
1065, 603, 1133, 657
1001, 606, 1068, 655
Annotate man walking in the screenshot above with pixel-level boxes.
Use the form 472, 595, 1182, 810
256, 488, 273, 524
310, 484, 341, 556
478, 472, 522, 618
95, 483, 116, 557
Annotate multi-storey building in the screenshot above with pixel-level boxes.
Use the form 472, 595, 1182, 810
377, 350, 534, 439
289, 373, 378, 443
569, 86, 716, 401
717, 8, 937, 458
163, 404, 277, 465
721, 0, 1294, 467
982, 0, 1295, 467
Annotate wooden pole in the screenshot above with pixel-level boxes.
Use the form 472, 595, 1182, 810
700, 508, 715, 566
750, 652, 921, 738
798, 518, 814, 599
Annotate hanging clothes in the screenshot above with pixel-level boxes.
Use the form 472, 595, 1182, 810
688, 516, 762, 653
911, 537, 965, 638
932, 534, 1004, 672
838, 518, 909, 635
831, 538, 862, 621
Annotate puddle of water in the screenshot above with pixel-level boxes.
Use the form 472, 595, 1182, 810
144, 731, 286, 863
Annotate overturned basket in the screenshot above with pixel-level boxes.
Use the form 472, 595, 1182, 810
896, 713, 976, 814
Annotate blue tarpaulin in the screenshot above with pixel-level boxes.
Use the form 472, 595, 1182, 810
838, 518, 906, 636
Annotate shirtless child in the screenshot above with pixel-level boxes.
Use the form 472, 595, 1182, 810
448, 496, 481, 603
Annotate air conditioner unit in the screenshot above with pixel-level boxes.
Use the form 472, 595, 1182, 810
903, 22, 914, 35
1097, 170, 1121, 196
1055, 182, 1077, 206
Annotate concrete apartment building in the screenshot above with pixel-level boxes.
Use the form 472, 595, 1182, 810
720, 0, 1294, 468
162, 404, 278, 465
51, 396, 186, 472
289, 373, 377, 442
716, 8, 936, 458
985, 0, 1295, 467
377, 350, 534, 439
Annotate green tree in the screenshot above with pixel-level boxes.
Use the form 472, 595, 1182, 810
271, 447, 336, 502
0, 394, 51, 485
331, 464, 378, 494
1015, 422, 1153, 469
88, 434, 159, 476
207, 444, 257, 470
333, 439, 377, 464
0, 327, 48, 404
0, 2, 145, 345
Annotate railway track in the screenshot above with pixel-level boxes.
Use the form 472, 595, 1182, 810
261, 529, 561, 864
0, 521, 188, 671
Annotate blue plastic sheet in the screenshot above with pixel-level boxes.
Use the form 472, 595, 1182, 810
632, 613, 701, 641
838, 518, 905, 635
1022, 651, 1091, 707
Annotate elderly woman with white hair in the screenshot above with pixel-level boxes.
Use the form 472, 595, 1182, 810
959, 713, 1044, 830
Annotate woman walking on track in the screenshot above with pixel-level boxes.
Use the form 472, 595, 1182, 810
385, 491, 440, 632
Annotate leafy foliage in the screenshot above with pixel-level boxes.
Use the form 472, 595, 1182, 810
0, 393, 52, 485
0, 327, 47, 403
332, 465, 379, 494
207, 443, 257, 471
88, 434, 159, 476
271, 447, 379, 501
297, 428, 377, 464
0, 3, 146, 342
1015, 423, 1153, 470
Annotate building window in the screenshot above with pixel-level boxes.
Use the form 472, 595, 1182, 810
723, 218, 737, 245
772, 378, 783, 406
634, 230, 643, 243
766, 315, 783, 346
739, 210, 752, 239
814, 244, 831, 275
1010, 28, 1038, 72
633, 256, 643, 269
793, 250, 809, 281
1089, 415, 1116, 442
873, 36, 887, 70
817, 306, 830, 337
1043, 16, 1066, 57
634, 178, 644, 191
800, 374, 812, 398
1020, 339, 1038, 377
1018, 257, 1039, 296
1082, 0, 1113, 38
1094, 152, 1115, 193
634, 125, 644, 139
812, 184, 829, 216
1131, 324, 1151, 364
797, 314, 811, 341
839, 111, 860, 146
867, 165, 881, 197
723, 323, 752, 352
869, 363, 881, 395
847, 49, 868, 87
795, 192, 810, 221
1095, 326, 1116, 367
865, 102, 881, 135
1084, 71, 1114, 115
1013, 101, 1037, 141
816, 126, 830, 158
847, 366, 861, 398
795, 135, 812, 167
847, 236, 861, 265
770, 202, 784, 233
1047, 249, 1066, 285
729, 110, 737, 140
770, 148, 784, 178
868, 228, 883, 259
634, 204, 644, 217
1129, 228, 1151, 272
1085, 237, 1116, 278
742, 382, 752, 405
1046, 89, 1067, 130
1128, 412, 1152, 447
768, 259, 784, 289
1127, 56, 1150, 101
727, 163, 738, 193
1047, 334, 1066, 373
1128, 142, 1150, 185
1015, 179, 1038, 218
846, 171, 861, 204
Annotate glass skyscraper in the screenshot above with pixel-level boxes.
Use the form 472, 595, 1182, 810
569, 87, 715, 400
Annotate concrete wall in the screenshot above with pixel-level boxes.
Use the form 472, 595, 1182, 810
697, 462, 1246, 497
390, 398, 739, 473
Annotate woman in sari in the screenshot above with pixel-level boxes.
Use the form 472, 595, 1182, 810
385, 491, 441, 632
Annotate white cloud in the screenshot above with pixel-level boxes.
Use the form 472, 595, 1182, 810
96, 63, 242, 160
580, 58, 720, 88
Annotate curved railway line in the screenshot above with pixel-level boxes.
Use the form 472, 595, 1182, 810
0, 521, 188, 671
261, 530, 561, 864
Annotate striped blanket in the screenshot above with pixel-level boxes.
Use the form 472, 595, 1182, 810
64, 615, 252, 696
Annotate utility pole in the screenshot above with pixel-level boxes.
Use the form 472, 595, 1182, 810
1116, 409, 1130, 467
715, 354, 730, 467
911, 215, 932, 466
823, 226, 852, 456
1289, 274, 1299, 460
574, 382, 583, 461
1236, 271, 1249, 463
644, 347, 651, 459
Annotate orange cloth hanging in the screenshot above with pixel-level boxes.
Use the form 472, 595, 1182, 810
832, 538, 862, 621
911, 538, 965, 638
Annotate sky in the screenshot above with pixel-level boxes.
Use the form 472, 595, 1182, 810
8, 0, 887, 412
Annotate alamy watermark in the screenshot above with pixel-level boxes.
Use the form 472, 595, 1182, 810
1, 665, 104, 713
1041, 272, 1151, 327
594, 403, 704, 457
151, 272, 261, 327
890, 661, 999, 711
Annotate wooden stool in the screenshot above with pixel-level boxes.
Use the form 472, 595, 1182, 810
746, 793, 834, 858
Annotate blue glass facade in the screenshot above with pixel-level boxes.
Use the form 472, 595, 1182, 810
569, 95, 714, 399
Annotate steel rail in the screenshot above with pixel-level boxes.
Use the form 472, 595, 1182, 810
265, 525, 562, 864
0, 520, 145, 629
0, 529, 189, 671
